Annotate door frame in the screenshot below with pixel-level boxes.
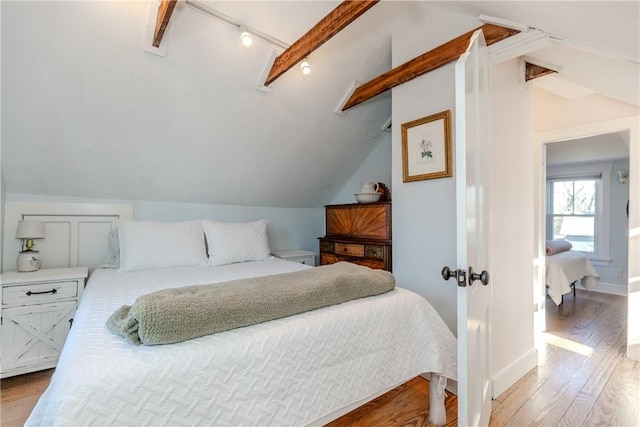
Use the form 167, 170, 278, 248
533, 115, 640, 360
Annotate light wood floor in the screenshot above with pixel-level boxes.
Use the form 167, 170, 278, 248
1, 290, 636, 426
1, 369, 52, 427
490, 289, 638, 427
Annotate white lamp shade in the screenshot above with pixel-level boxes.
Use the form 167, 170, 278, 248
16, 221, 45, 239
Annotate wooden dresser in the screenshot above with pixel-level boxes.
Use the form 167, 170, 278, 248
319, 202, 392, 271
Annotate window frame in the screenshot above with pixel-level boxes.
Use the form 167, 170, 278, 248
546, 162, 612, 265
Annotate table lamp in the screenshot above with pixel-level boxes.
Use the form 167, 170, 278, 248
16, 221, 45, 272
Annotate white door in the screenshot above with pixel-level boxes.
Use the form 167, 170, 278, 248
442, 29, 492, 426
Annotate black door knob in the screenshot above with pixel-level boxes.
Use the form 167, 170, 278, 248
468, 266, 490, 286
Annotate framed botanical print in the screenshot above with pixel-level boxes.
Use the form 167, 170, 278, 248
401, 110, 452, 182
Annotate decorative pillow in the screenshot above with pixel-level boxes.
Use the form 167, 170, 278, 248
118, 220, 208, 272
203, 219, 271, 266
101, 229, 120, 268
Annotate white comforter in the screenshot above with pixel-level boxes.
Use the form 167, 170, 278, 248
26, 258, 457, 426
546, 251, 599, 305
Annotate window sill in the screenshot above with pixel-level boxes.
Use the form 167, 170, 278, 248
589, 257, 612, 267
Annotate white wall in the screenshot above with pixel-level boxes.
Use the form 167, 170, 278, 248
0, 174, 5, 272
533, 89, 639, 133
609, 158, 630, 286
1, 1, 390, 209
331, 133, 391, 205
0, 2, 4, 272
391, 63, 458, 331
390, 4, 536, 397
2, 193, 323, 272
488, 59, 536, 397
390, 2, 476, 333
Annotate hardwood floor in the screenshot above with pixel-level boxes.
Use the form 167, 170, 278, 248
327, 377, 459, 427
0, 369, 52, 427
490, 290, 638, 427
1, 290, 636, 427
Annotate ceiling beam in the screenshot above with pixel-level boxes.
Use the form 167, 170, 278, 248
153, 0, 178, 48
525, 62, 557, 81
342, 24, 519, 111
264, 0, 379, 87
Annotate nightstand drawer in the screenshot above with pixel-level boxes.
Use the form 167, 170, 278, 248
3, 281, 78, 306
290, 256, 315, 265
334, 243, 365, 257
271, 250, 316, 266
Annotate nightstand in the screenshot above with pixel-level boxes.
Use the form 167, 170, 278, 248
272, 250, 316, 266
1, 266, 88, 378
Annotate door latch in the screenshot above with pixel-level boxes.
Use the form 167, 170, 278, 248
441, 266, 467, 287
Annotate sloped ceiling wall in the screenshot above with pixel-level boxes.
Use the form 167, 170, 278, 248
2, 1, 638, 209
1, 1, 394, 208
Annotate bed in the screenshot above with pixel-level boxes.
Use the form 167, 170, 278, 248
545, 250, 599, 305
25, 219, 457, 426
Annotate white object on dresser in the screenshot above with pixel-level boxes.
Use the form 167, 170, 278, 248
1, 267, 88, 378
271, 250, 316, 266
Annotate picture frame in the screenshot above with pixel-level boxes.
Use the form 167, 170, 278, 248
401, 110, 452, 182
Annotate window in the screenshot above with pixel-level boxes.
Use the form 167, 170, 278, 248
547, 178, 598, 253
546, 161, 612, 264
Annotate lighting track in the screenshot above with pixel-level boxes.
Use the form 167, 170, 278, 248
185, 0, 290, 50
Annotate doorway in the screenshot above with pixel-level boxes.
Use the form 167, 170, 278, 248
541, 131, 630, 340
534, 116, 639, 361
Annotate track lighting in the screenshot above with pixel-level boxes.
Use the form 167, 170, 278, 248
300, 60, 311, 75
240, 31, 253, 47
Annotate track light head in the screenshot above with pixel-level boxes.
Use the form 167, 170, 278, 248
241, 31, 253, 47
300, 60, 311, 75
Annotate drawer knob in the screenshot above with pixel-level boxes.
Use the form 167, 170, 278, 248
26, 288, 57, 296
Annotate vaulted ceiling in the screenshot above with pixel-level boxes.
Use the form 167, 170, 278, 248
2, 1, 638, 208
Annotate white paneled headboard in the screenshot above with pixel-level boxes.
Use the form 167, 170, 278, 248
3, 202, 133, 273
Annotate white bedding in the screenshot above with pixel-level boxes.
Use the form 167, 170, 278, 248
26, 258, 457, 426
546, 250, 599, 305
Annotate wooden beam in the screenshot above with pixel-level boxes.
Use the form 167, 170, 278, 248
342, 24, 519, 111
264, 0, 379, 87
525, 62, 557, 81
153, 0, 178, 48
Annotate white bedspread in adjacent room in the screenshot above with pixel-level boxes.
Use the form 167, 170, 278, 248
546, 250, 599, 305
26, 258, 457, 426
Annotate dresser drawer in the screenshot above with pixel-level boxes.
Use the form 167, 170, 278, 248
365, 245, 385, 260
319, 241, 334, 253
2, 281, 78, 306
334, 243, 365, 257
320, 254, 387, 270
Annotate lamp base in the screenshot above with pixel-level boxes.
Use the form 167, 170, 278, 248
17, 250, 41, 272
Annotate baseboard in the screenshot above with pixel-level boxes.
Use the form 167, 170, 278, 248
588, 281, 627, 296
492, 348, 538, 398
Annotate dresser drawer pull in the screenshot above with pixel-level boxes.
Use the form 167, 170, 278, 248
26, 289, 58, 296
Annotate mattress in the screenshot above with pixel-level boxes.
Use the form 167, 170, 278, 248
26, 258, 457, 426
546, 250, 599, 305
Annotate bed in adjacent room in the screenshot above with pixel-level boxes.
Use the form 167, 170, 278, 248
545, 240, 599, 305
25, 219, 457, 426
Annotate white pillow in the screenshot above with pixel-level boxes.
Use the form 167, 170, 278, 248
203, 219, 271, 266
118, 220, 208, 272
